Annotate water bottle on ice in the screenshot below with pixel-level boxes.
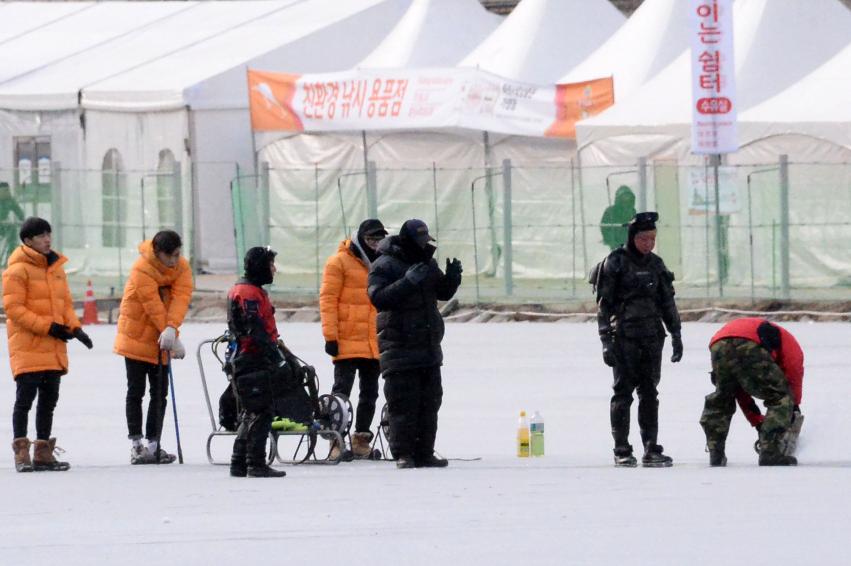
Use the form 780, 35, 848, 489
530, 411, 545, 457
517, 410, 530, 458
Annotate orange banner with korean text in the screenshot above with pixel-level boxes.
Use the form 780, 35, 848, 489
248, 68, 614, 139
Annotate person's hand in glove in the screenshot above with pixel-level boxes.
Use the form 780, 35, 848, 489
72, 328, 93, 349
405, 263, 430, 286
158, 326, 177, 350
324, 341, 339, 357
601, 337, 617, 368
48, 323, 74, 342
445, 258, 463, 283
670, 333, 683, 363
170, 337, 186, 359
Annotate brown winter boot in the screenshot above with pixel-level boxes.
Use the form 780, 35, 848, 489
33, 438, 70, 471
351, 432, 374, 459
329, 438, 343, 460
12, 438, 33, 473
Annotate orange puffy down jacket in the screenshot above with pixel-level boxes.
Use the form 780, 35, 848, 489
319, 240, 379, 361
3, 245, 82, 378
113, 241, 193, 364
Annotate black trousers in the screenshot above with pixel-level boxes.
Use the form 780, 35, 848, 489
232, 370, 274, 466
125, 358, 170, 441
610, 335, 664, 450
332, 358, 380, 433
12, 371, 62, 440
383, 366, 443, 459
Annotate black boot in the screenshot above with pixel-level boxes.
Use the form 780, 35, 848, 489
759, 451, 797, 466
707, 440, 727, 467
396, 455, 417, 469
642, 443, 673, 468
247, 464, 287, 477
613, 445, 637, 467
230, 439, 247, 477
416, 453, 448, 468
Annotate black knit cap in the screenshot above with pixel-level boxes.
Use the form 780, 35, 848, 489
19, 217, 52, 242
358, 218, 387, 238
400, 218, 435, 248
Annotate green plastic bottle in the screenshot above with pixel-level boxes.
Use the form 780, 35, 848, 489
530, 411, 545, 457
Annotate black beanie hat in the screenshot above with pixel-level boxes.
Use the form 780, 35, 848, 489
627, 211, 659, 241
19, 217, 52, 242
244, 246, 277, 286
399, 219, 435, 248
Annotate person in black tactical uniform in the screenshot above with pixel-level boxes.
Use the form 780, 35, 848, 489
594, 212, 682, 468
226, 246, 287, 478
367, 219, 462, 469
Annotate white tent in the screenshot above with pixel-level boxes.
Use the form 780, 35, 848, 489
359, 0, 501, 68
575, 0, 851, 166
735, 43, 851, 164
459, 0, 625, 85
559, 0, 692, 102
0, 0, 410, 274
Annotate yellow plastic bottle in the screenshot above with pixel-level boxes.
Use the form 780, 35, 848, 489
517, 410, 530, 458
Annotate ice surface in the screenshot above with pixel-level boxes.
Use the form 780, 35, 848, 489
1, 321, 848, 565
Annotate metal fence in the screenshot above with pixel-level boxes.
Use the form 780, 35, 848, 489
233, 156, 851, 304
0, 164, 188, 297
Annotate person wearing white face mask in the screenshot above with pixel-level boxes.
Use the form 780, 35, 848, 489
114, 230, 193, 464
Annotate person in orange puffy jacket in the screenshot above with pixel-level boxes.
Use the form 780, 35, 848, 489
320, 219, 387, 458
113, 230, 193, 465
4, 217, 92, 473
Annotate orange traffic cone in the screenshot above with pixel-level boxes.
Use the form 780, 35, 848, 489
82, 280, 100, 325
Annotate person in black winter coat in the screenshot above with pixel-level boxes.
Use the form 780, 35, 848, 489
367, 219, 462, 469
594, 212, 682, 468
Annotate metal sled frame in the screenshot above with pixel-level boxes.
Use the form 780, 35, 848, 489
196, 335, 346, 466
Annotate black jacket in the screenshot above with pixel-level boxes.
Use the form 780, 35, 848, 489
596, 247, 681, 340
367, 236, 461, 373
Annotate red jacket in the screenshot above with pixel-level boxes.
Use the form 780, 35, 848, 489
227, 280, 279, 371
710, 317, 804, 426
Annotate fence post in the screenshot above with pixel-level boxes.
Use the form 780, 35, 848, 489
779, 154, 790, 299
502, 159, 513, 297
51, 161, 62, 250
367, 160, 378, 219
711, 154, 724, 298
172, 162, 184, 237
260, 161, 270, 246
314, 164, 321, 293
570, 159, 576, 297
638, 156, 648, 212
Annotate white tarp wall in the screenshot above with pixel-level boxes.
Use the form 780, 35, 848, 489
574, 0, 851, 291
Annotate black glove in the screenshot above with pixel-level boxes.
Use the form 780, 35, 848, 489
670, 333, 683, 363
73, 328, 93, 350
404, 263, 430, 286
601, 337, 617, 368
48, 323, 74, 342
445, 258, 463, 282
324, 341, 339, 357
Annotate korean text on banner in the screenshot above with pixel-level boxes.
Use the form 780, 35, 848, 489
247, 69, 613, 139
690, 0, 738, 154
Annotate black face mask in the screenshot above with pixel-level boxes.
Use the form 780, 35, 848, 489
357, 233, 381, 263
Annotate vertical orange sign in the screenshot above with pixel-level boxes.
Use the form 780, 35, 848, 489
545, 77, 614, 138
248, 70, 304, 132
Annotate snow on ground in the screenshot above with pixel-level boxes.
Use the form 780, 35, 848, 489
1, 321, 849, 565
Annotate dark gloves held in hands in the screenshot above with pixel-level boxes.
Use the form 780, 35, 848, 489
405, 263, 430, 285
445, 258, 463, 282
325, 341, 339, 357
601, 337, 617, 368
671, 333, 683, 363
48, 323, 75, 342
73, 328, 93, 349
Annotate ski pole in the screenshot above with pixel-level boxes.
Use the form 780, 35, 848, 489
154, 350, 166, 465
167, 353, 184, 464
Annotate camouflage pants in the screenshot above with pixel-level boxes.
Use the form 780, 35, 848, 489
700, 338, 794, 455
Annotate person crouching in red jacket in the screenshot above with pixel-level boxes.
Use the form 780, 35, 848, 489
700, 317, 803, 467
